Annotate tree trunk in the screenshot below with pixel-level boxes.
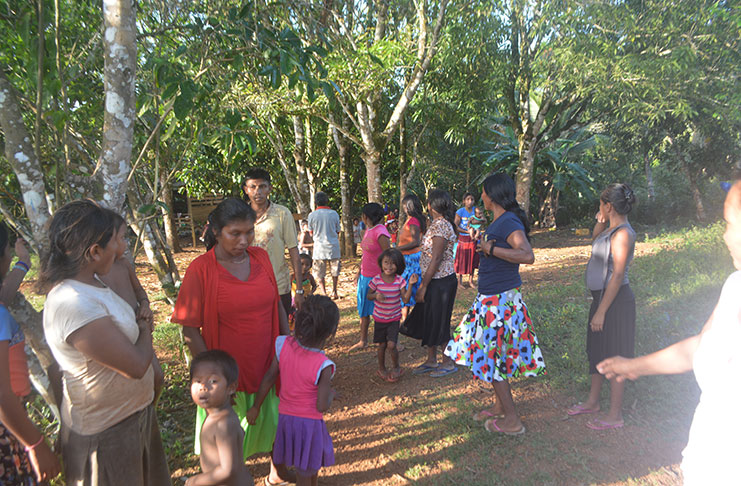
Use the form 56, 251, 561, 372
645, 154, 655, 201
98, 0, 136, 211
291, 114, 312, 216
538, 183, 559, 228
398, 114, 408, 210
0, 70, 51, 249
331, 112, 355, 257
160, 171, 182, 253
515, 137, 536, 215
682, 164, 707, 221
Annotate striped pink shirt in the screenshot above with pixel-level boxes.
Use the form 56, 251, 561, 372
368, 275, 407, 322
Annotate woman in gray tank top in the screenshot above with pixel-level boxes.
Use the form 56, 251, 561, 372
567, 184, 637, 430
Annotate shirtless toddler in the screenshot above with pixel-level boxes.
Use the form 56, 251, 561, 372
186, 350, 254, 486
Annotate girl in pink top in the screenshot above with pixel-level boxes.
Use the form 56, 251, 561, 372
247, 296, 339, 486
351, 203, 391, 351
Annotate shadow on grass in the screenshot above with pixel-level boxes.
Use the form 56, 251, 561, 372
319, 224, 729, 485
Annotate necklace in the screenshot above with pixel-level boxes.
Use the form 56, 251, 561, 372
230, 253, 248, 264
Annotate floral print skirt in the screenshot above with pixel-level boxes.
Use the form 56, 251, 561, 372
0, 421, 36, 486
445, 288, 546, 382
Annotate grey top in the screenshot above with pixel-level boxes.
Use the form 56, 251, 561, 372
308, 208, 341, 260
585, 223, 635, 291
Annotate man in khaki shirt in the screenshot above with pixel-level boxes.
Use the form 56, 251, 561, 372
243, 168, 304, 312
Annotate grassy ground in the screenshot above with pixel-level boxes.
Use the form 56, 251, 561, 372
22, 222, 734, 485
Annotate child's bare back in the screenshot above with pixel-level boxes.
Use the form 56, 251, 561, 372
195, 409, 253, 486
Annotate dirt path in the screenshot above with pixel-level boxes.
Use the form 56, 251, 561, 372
144, 230, 693, 485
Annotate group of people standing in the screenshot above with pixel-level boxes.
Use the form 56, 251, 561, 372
0, 166, 738, 486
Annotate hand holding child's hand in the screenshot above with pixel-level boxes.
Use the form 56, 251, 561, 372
245, 406, 259, 425
14, 239, 30, 263
137, 302, 154, 330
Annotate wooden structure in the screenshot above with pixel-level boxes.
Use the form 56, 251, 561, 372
174, 194, 224, 248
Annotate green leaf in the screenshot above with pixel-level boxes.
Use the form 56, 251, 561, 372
369, 53, 385, 67
174, 91, 194, 120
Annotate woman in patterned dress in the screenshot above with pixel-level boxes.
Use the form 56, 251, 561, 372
444, 173, 546, 435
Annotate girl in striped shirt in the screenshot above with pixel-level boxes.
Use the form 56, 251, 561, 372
367, 249, 418, 382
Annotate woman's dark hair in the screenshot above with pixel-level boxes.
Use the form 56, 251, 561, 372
294, 295, 340, 348
601, 183, 637, 215
0, 222, 9, 284
427, 189, 456, 233
315, 191, 329, 207
482, 173, 530, 238
462, 192, 475, 204
401, 193, 427, 234
204, 198, 257, 251
0, 222, 8, 260
377, 248, 405, 276
362, 203, 385, 226
190, 349, 239, 386
37, 200, 121, 293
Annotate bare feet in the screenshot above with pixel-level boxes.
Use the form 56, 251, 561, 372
349, 341, 367, 352
390, 367, 403, 380
332, 292, 339, 300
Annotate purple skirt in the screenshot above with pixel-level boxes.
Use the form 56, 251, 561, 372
273, 413, 334, 473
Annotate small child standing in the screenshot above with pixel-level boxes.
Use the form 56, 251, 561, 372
99, 215, 165, 403
246, 295, 339, 486
367, 248, 418, 383
187, 350, 254, 486
291, 253, 318, 300
289, 254, 318, 331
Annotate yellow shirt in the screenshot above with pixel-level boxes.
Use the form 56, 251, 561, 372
253, 202, 298, 294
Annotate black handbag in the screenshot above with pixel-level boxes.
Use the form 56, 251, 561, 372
399, 302, 425, 339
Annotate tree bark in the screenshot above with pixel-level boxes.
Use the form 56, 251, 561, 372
330, 111, 355, 257
0, 70, 51, 249
98, 0, 136, 211
399, 114, 408, 210
291, 114, 312, 216
160, 171, 182, 253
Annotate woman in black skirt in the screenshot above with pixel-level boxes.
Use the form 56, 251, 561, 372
568, 183, 637, 430
405, 189, 459, 378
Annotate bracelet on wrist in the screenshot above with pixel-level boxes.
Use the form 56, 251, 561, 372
24, 435, 44, 452
13, 263, 28, 274
15, 260, 30, 272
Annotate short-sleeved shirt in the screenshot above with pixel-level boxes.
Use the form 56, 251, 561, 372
275, 336, 334, 420
478, 212, 525, 295
0, 304, 31, 397
682, 270, 741, 484
456, 207, 475, 233
43, 278, 154, 435
308, 207, 341, 260
253, 202, 299, 294
419, 218, 456, 279
360, 224, 391, 278
368, 275, 408, 322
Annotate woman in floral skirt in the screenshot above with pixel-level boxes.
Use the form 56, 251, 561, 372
444, 173, 546, 435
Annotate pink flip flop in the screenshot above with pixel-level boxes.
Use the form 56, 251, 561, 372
586, 419, 624, 430
484, 418, 526, 436
567, 404, 600, 416
472, 409, 505, 422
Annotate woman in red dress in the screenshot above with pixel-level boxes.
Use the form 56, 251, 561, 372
172, 198, 292, 485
